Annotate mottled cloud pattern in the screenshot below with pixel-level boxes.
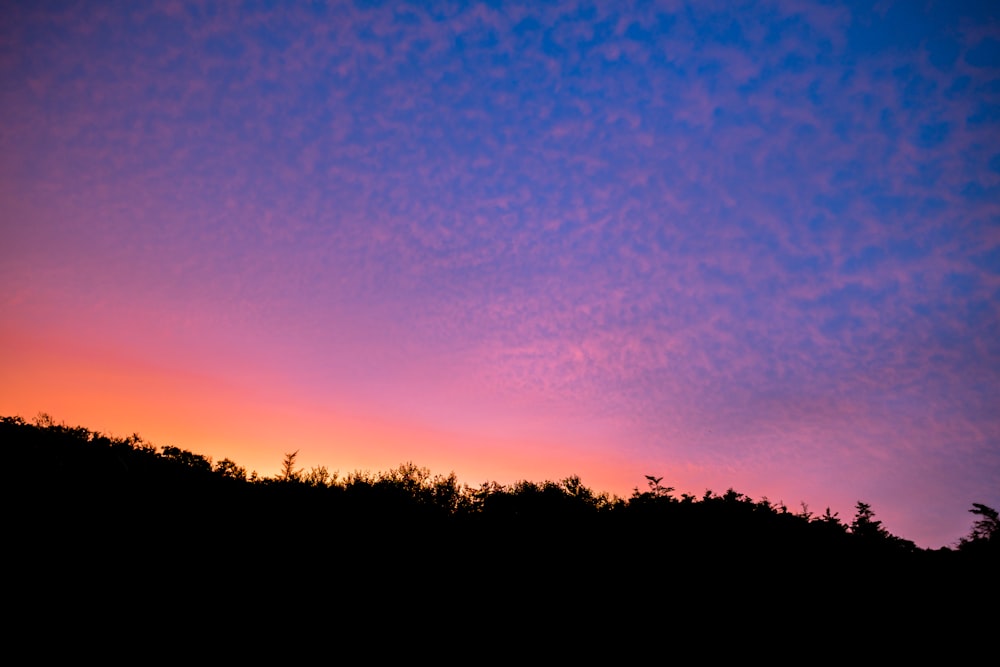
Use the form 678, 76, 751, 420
1, 1, 998, 547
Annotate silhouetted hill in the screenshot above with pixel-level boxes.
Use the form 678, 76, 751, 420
4, 414, 995, 651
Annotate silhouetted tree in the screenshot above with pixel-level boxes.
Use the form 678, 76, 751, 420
818, 507, 841, 526
958, 503, 999, 552
303, 465, 333, 487
160, 445, 212, 471
639, 475, 674, 499
430, 471, 463, 513
214, 458, 247, 481
279, 450, 301, 482
850, 501, 888, 541
33, 412, 56, 428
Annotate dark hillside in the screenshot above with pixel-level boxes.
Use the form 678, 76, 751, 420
4, 415, 995, 649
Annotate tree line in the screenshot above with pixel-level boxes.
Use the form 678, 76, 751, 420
8, 411, 995, 654
6, 412, 995, 558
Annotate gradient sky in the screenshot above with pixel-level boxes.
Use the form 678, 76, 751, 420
2, 0, 998, 548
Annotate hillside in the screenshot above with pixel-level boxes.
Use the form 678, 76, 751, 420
4, 413, 995, 648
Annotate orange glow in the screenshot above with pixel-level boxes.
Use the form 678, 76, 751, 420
0, 323, 642, 495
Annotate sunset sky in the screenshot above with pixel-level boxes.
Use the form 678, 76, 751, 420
2, 0, 998, 548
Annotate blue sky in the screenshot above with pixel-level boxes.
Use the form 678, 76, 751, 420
2, 0, 998, 547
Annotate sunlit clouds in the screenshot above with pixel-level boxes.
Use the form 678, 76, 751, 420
2, 1, 998, 547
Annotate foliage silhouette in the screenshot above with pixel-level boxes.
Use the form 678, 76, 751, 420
958, 503, 999, 556
5, 410, 996, 635
279, 450, 301, 482
214, 458, 247, 481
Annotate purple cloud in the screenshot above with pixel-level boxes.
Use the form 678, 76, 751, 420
1, 0, 997, 547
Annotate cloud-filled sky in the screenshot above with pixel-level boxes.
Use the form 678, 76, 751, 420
2, 0, 998, 548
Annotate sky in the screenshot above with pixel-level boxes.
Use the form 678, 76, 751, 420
1, 0, 998, 548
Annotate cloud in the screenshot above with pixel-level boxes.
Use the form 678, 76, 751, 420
2, 0, 997, 547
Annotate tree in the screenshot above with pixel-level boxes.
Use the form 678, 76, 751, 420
214, 458, 247, 481
818, 507, 841, 525
33, 412, 56, 428
958, 503, 999, 551
161, 445, 212, 472
431, 472, 463, 513
561, 475, 594, 501
850, 501, 889, 541
279, 450, 301, 482
303, 465, 333, 487
632, 475, 674, 501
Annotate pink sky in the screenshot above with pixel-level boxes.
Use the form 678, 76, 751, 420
2, 0, 998, 548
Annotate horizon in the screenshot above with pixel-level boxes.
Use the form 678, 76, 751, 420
6, 409, 983, 550
2, 1, 998, 550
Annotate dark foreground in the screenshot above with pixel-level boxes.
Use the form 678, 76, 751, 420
4, 415, 995, 655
